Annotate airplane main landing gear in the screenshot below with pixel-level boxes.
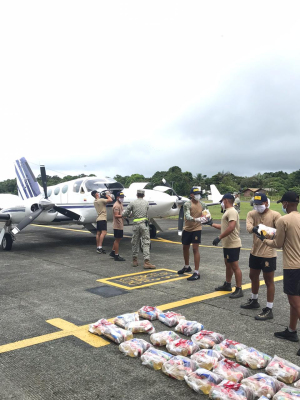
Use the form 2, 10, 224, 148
149, 224, 157, 239
1, 233, 13, 251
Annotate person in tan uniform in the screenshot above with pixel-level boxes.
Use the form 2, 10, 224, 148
263, 191, 300, 354
92, 190, 113, 254
109, 191, 125, 262
210, 193, 243, 298
177, 187, 208, 281
241, 193, 281, 320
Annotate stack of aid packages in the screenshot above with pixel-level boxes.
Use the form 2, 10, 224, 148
89, 307, 300, 400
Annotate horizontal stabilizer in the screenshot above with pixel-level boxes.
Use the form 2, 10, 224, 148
153, 186, 173, 193
128, 182, 149, 190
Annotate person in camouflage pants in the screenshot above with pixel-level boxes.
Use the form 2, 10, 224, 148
123, 189, 156, 269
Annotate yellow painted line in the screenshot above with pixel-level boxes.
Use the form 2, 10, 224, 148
0, 276, 284, 354
31, 224, 131, 238
97, 268, 192, 290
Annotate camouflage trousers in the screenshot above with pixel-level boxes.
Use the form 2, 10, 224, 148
131, 222, 150, 260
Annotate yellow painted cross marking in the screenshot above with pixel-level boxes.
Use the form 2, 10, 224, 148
0, 276, 283, 354
97, 268, 192, 290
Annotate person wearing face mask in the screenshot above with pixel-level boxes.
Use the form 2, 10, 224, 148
109, 191, 126, 261
241, 193, 281, 320
177, 187, 208, 281
210, 193, 243, 298
263, 191, 300, 354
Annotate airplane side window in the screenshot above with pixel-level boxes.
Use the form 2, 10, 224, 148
54, 187, 60, 195
47, 189, 52, 197
62, 185, 68, 194
73, 179, 84, 193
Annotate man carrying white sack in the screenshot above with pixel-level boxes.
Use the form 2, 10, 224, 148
177, 187, 211, 281
263, 191, 300, 355
241, 192, 281, 320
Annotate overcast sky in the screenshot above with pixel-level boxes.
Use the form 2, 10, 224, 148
1, 0, 300, 182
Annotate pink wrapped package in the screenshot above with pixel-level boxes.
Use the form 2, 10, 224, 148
266, 355, 300, 384
141, 348, 173, 370
241, 373, 285, 398
236, 347, 272, 369
192, 330, 225, 349
89, 319, 133, 344
138, 306, 162, 321
114, 312, 139, 328
158, 311, 186, 327
213, 358, 251, 383
191, 349, 224, 370
175, 319, 204, 336
209, 380, 254, 400
166, 338, 199, 357
185, 368, 223, 394
119, 338, 152, 357
162, 355, 198, 380
125, 320, 155, 334
150, 331, 180, 346
213, 339, 247, 358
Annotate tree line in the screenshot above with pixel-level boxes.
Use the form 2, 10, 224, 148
1, 167, 300, 198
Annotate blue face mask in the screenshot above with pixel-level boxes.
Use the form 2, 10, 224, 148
282, 205, 287, 214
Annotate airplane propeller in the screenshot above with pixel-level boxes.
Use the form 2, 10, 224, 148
12, 165, 84, 235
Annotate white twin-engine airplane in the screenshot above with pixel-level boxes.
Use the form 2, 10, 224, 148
0, 158, 222, 251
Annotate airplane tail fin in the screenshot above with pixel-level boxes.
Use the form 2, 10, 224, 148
14, 157, 41, 200
209, 184, 222, 203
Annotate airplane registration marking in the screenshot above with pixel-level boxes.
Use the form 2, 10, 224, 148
97, 269, 191, 290
0, 276, 283, 354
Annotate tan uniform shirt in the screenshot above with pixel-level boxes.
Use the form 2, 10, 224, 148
246, 209, 281, 258
183, 200, 204, 232
221, 207, 241, 248
113, 201, 124, 230
264, 211, 300, 269
94, 198, 109, 221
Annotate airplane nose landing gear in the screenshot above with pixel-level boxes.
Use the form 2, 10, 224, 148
1, 232, 14, 251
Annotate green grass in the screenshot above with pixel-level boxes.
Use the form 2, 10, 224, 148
167, 201, 284, 221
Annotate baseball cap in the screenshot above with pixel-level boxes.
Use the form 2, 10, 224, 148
91, 190, 98, 197
137, 189, 145, 195
220, 193, 234, 202
277, 191, 299, 203
117, 191, 125, 198
190, 187, 201, 195
253, 193, 268, 204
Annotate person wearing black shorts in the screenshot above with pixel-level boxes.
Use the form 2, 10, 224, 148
241, 192, 281, 320
210, 193, 243, 299
92, 190, 112, 254
264, 191, 300, 355
109, 191, 125, 261
178, 187, 208, 281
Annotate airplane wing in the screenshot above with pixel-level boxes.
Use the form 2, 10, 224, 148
128, 182, 149, 190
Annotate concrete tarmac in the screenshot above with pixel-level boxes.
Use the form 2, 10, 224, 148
0, 219, 299, 400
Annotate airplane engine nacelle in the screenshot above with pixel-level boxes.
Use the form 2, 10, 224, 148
25, 204, 58, 223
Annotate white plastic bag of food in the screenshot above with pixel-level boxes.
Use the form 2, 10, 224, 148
150, 331, 180, 346
266, 355, 300, 384
175, 319, 204, 336
114, 312, 139, 328
236, 347, 272, 369
192, 330, 224, 349
209, 380, 254, 400
162, 355, 199, 380
88, 318, 114, 336
274, 386, 300, 400
166, 338, 199, 356
138, 306, 162, 320
158, 311, 186, 327
125, 320, 155, 334
213, 358, 251, 383
257, 224, 276, 239
241, 373, 285, 398
200, 209, 212, 224
213, 339, 247, 358
185, 368, 223, 394
119, 338, 152, 357
140, 348, 173, 370
191, 349, 224, 370
100, 325, 133, 344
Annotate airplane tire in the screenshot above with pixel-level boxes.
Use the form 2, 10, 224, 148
2, 233, 13, 251
149, 224, 157, 238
